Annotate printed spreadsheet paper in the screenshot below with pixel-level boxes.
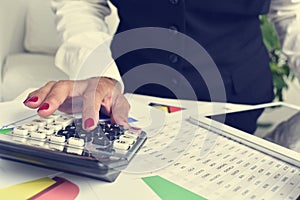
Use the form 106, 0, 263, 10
128, 116, 300, 200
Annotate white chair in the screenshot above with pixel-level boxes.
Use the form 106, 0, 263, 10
0, 0, 118, 102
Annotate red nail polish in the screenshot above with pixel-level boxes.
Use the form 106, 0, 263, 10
84, 118, 94, 129
23, 96, 38, 104
38, 103, 49, 111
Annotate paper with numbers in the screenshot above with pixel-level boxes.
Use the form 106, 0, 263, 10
128, 116, 300, 200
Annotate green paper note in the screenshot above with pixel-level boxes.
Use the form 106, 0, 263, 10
0, 128, 12, 134
142, 176, 206, 200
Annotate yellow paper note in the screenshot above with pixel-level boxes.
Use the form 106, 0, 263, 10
0, 177, 55, 199
153, 106, 169, 113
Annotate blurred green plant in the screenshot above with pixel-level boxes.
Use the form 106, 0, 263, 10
260, 15, 294, 101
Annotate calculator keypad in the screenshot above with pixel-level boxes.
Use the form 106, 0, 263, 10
11, 114, 140, 156
0, 113, 147, 182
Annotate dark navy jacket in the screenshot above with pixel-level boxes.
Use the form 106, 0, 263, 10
112, 0, 273, 104
109, 0, 275, 132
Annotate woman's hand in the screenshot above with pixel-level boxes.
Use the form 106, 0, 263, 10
23, 77, 130, 131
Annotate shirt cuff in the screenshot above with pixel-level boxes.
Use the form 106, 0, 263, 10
54, 31, 124, 92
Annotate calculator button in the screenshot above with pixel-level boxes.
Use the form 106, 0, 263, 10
77, 132, 88, 138
83, 135, 93, 143
67, 147, 84, 155
49, 135, 66, 143
93, 127, 105, 137
56, 116, 74, 128
47, 113, 61, 120
30, 131, 47, 139
72, 132, 80, 138
119, 135, 136, 145
38, 127, 55, 136
73, 119, 83, 127
92, 136, 111, 148
57, 130, 72, 139
22, 123, 38, 131
68, 137, 84, 147
28, 140, 46, 147
124, 130, 139, 139
49, 143, 64, 152
47, 123, 63, 132
32, 119, 47, 128
111, 124, 124, 131
113, 139, 130, 150
65, 125, 76, 133
105, 132, 116, 141
41, 116, 55, 124
78, 132, 92, 142
107, 127, 123, 137
13, 126, 28, 136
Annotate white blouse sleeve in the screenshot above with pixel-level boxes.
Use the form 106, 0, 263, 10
51, 0, 122, 86
268, 0, 300, 80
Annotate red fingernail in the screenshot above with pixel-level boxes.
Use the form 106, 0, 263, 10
84, 118, 95, 129
38, 103, 49, 111
23, 96, 38, 104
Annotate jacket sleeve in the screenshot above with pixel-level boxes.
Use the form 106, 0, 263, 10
268, 0, 300, 80
51, 0, 122, 87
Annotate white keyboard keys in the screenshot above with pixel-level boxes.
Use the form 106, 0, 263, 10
38, 126, 55, 136
13, 126, 28, 136
68, 137, 84, 147
22, 123, 38, 131
49, 135, 66, 143
9, 114, 142, 161
41, 116, 55, 124
113, 139, 130, 150
49, 143, 64, 152
28, 140, 46, 147
30, 131, 47, 139
47, 113, 61, 120
67, 147, 83, 155
47, 123, 63, 132
56, 116, 74, 128
119, 135, 136, 145
32, 119, 47, 128
124, 130, 139, 139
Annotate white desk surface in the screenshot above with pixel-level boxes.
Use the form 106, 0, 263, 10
0, 90, 261, 199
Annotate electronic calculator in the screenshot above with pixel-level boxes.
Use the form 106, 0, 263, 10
0, 114, 147, 182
